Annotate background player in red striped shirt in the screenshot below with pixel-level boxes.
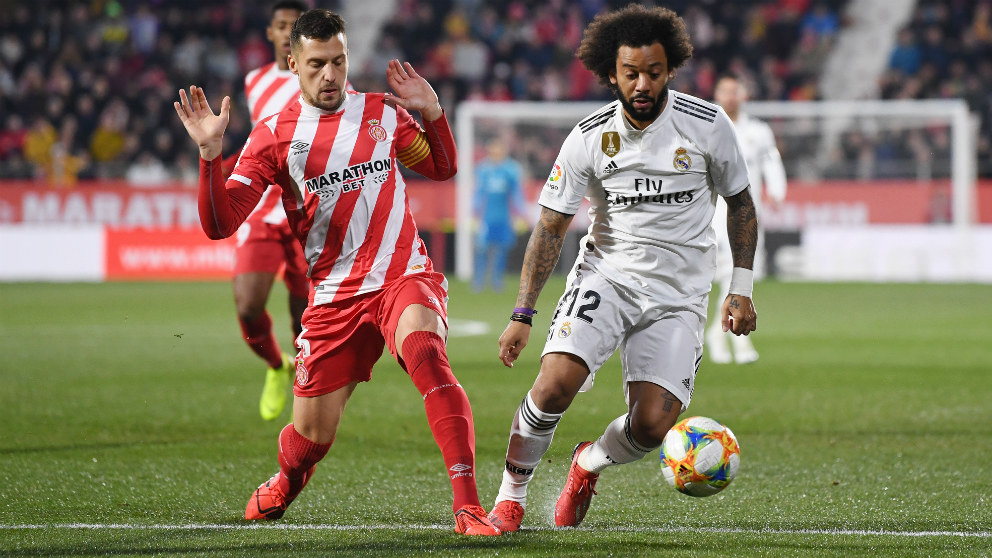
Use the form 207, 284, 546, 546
175, 9, 500, 536
231, 1, 310, 422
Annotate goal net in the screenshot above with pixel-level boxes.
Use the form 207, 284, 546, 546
454, 99, 978, 282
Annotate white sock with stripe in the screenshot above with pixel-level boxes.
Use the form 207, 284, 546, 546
578, 413, 655, 474
495, 391, 562, 506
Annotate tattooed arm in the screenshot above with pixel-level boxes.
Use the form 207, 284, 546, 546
497, 206, 574, 367
722, 187, 759, 335
726, 187, 758, 270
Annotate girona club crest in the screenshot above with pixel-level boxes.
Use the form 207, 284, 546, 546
295, 357, 309, 387
367, 119, 387, 142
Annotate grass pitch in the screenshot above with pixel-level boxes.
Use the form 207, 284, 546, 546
0, 278, 990, 557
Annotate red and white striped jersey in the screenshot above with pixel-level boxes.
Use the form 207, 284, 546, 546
245, 62, 300, 125
240, 63, 300, 227
216, 91, 456, 306
241, 65, 356, 227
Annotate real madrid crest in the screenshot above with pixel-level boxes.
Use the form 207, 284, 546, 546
673, 147, 691, 171
558, 321, 572, 338
601, 132, 621, 157
367, 119, 387, 142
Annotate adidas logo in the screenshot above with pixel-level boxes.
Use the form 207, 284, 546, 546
602, 160, 619, 175
291, 141, 310, 154
682, 378, 691, 390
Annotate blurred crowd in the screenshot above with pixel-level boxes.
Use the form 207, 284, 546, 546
7, 0, 987, 187
878, 0, 992, 177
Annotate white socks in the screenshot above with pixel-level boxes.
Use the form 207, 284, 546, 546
495, 392, 561, 506
496, 400, 659, 506
577, 413, 654, 474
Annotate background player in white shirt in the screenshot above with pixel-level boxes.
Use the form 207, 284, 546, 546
707, 73, 787, 364
487, 5, 758, 532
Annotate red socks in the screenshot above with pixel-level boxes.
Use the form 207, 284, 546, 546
276, 424, 331, 500
238, 311, 283, 369
402, 331, 480, 512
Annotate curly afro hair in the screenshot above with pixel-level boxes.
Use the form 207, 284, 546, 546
577, 4, 694, 87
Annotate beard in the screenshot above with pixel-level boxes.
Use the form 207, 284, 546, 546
612, 84, 668, 124
303, 87, 344, 112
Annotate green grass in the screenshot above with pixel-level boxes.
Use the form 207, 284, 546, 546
1, 278, 990, 557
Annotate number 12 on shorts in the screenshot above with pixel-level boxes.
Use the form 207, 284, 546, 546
548, 287, 601, 340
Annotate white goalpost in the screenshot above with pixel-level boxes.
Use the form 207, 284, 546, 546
454, 98, 980, 283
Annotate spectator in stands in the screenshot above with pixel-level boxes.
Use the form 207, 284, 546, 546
125, 151, 170, 187
0, 114, 26, 162
23, 117, 56, 177
889, 28, 922, 76
2, 0, 990, 182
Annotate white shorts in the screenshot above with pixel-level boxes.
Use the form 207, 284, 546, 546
541, 262, 707, 411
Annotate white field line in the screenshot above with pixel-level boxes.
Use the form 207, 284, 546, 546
446, 318, 490, 338
0, 523, 989, 538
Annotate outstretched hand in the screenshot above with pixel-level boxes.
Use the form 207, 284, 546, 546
383, 60, 443, 122
173, 85, 229, 160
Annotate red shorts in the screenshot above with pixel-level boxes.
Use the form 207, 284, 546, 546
233, 219, 309, 299
293, 272, 449, 397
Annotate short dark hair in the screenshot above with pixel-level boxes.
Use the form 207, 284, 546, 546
290, 9, 346, 51
272, 0, 308, 16
576, 4, 694, 87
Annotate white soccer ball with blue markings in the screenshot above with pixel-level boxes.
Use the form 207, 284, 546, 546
660, 416, 740, 497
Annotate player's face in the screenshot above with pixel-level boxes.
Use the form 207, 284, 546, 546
609, 42, 672, 129
289, 34, 349, 112
713, 77, 745, 118
267, 8, 301, 70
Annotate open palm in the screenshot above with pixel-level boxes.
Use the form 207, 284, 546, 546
384, 60, 442, 121
174, 85, 230, 160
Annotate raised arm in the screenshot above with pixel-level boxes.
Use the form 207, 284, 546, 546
497, 206, 574, 368
722, 186, 758, 336
174, 85, 264, 239
384, 60, 457, 180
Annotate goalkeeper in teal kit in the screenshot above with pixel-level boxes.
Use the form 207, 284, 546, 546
473, 137, 527, 292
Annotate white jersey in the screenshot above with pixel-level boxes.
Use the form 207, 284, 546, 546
539, 91, 749, 303
727, 112, 786, 211
712, 112, 786, 281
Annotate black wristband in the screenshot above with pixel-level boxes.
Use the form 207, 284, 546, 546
510, 312, 533, 326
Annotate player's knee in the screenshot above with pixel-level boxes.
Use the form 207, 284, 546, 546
628, 411, 675, 449
236, 300, 267, 323
528, 382, 575, 415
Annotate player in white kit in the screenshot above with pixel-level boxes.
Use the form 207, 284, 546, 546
487, 5, 758, 532
707, 73, 787, 364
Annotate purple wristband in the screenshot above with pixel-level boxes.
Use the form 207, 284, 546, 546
513, 307, 537, 316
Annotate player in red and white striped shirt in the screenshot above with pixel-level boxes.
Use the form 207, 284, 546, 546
175, 10, 499, 536
231, 1, 310, 423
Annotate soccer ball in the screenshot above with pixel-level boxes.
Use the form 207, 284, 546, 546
659, 416, 740, 497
